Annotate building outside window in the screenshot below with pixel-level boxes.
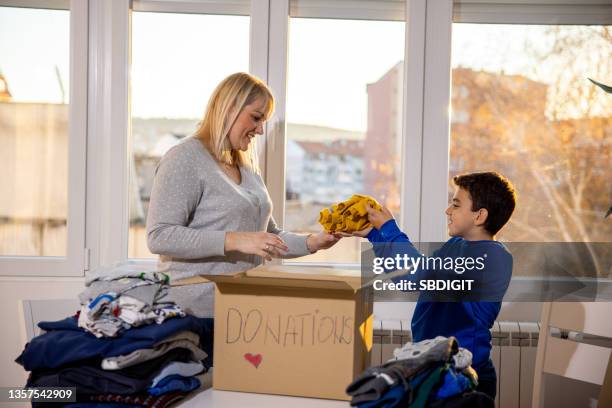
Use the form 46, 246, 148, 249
449, 24, 611, 246
285, 17, 405, 264
0, 6, 70, 257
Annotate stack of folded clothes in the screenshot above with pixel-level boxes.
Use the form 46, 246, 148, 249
16, 314, 213, 407
319, 194, 382, 233
15, 263, 213, 408
346, 336, 494, 408
78, 264, 185, 338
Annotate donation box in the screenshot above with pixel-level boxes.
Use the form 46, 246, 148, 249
174, 265, 373, 400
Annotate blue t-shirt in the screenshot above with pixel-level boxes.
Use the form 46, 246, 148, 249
367, 220, 512, 374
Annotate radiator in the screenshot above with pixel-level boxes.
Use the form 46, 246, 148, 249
371, 320, 540, 408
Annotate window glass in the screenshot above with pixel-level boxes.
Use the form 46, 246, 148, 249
285, 18, 405, 263
450, 24, 611, 242
0, 6, 70, 256
129, 11, 250, 258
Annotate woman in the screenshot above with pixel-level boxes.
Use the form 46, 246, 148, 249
146, 72, 341, 318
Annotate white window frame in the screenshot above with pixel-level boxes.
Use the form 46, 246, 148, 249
400, 0, 427, 242
263, 0, 289, 229
89, 0, 253, 272
453, 0, 612, 25
0, 0, 88, 277
416, 0, 453, 242
86, 0, 130, 271
2, 0, 606, 278
267, 0, 423, 268
92, 0, 612, 272
132, 0, 249, 15
272, 0, 612, 251
249, 0, 271, 176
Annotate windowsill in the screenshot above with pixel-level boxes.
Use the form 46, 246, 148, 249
281, 261, 361, 270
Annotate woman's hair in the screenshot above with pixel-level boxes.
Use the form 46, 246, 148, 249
193, 72, 274, 170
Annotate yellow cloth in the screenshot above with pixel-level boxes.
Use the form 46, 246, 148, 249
318, 194, 382, 233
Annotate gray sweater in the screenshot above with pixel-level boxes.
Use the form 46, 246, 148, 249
146, 137, 310, 317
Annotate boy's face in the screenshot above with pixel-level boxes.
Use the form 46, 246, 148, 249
445, 187, 481, 237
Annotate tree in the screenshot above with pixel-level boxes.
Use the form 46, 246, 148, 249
449, 26, 611, 278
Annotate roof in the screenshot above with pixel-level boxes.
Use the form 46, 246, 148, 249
295, 139, 364, 157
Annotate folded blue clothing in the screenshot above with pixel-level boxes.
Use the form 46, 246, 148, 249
27, 348, 193, 396
148, 374, 201, 396
434, 368, 473, 400
16, 316, 213, 371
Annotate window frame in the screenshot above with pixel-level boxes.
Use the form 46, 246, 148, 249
274, 0, 612, 255
2, 0, 607, 275
289, 0, 405, 21
453, 0, 612, 25
89, 0, 255, 270
0, 0, 88, 277
86, 0, 130, 271
132, 0, 250, 16
269, 0, 422, 267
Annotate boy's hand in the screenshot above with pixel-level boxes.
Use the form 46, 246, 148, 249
366, 204, 394, 229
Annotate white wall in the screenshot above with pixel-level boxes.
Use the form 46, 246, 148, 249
374, 301, 542, 322
0, 278, 84, 395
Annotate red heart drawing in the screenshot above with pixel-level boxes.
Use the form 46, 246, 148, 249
244, 353, 262, 368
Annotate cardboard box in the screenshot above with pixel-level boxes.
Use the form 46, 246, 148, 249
174, 265, 373, 400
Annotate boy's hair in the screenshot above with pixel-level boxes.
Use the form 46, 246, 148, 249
453, 172, 516, 235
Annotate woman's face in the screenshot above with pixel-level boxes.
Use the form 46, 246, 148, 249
228, 97, 268, 152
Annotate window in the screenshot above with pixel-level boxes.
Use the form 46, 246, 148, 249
0, 6, 70, 257
449, 24, 611, 244
284, 16, 405, 264
128, 10, 250, 259
0, 1, 87, 276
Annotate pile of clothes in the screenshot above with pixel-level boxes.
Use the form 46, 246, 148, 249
77, 266, 184, 338
15, 263, 213, 407
319, 194, 382, 233
346, 336, 494, 408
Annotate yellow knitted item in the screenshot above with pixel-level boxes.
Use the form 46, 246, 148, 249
318, 194, 382, 233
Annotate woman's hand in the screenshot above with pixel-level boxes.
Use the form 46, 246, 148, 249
224, 232, 289, 261
367, 204, 394, 229
306, 232, 342, 253
336, 226, 373, 238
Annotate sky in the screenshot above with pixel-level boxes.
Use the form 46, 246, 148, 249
0, 6, 609, 132
0, 7, 70, 102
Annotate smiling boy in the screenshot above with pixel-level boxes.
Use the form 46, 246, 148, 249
358, 171, 516, 399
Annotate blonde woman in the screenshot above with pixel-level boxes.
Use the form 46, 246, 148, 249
146, 72, 341, 318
